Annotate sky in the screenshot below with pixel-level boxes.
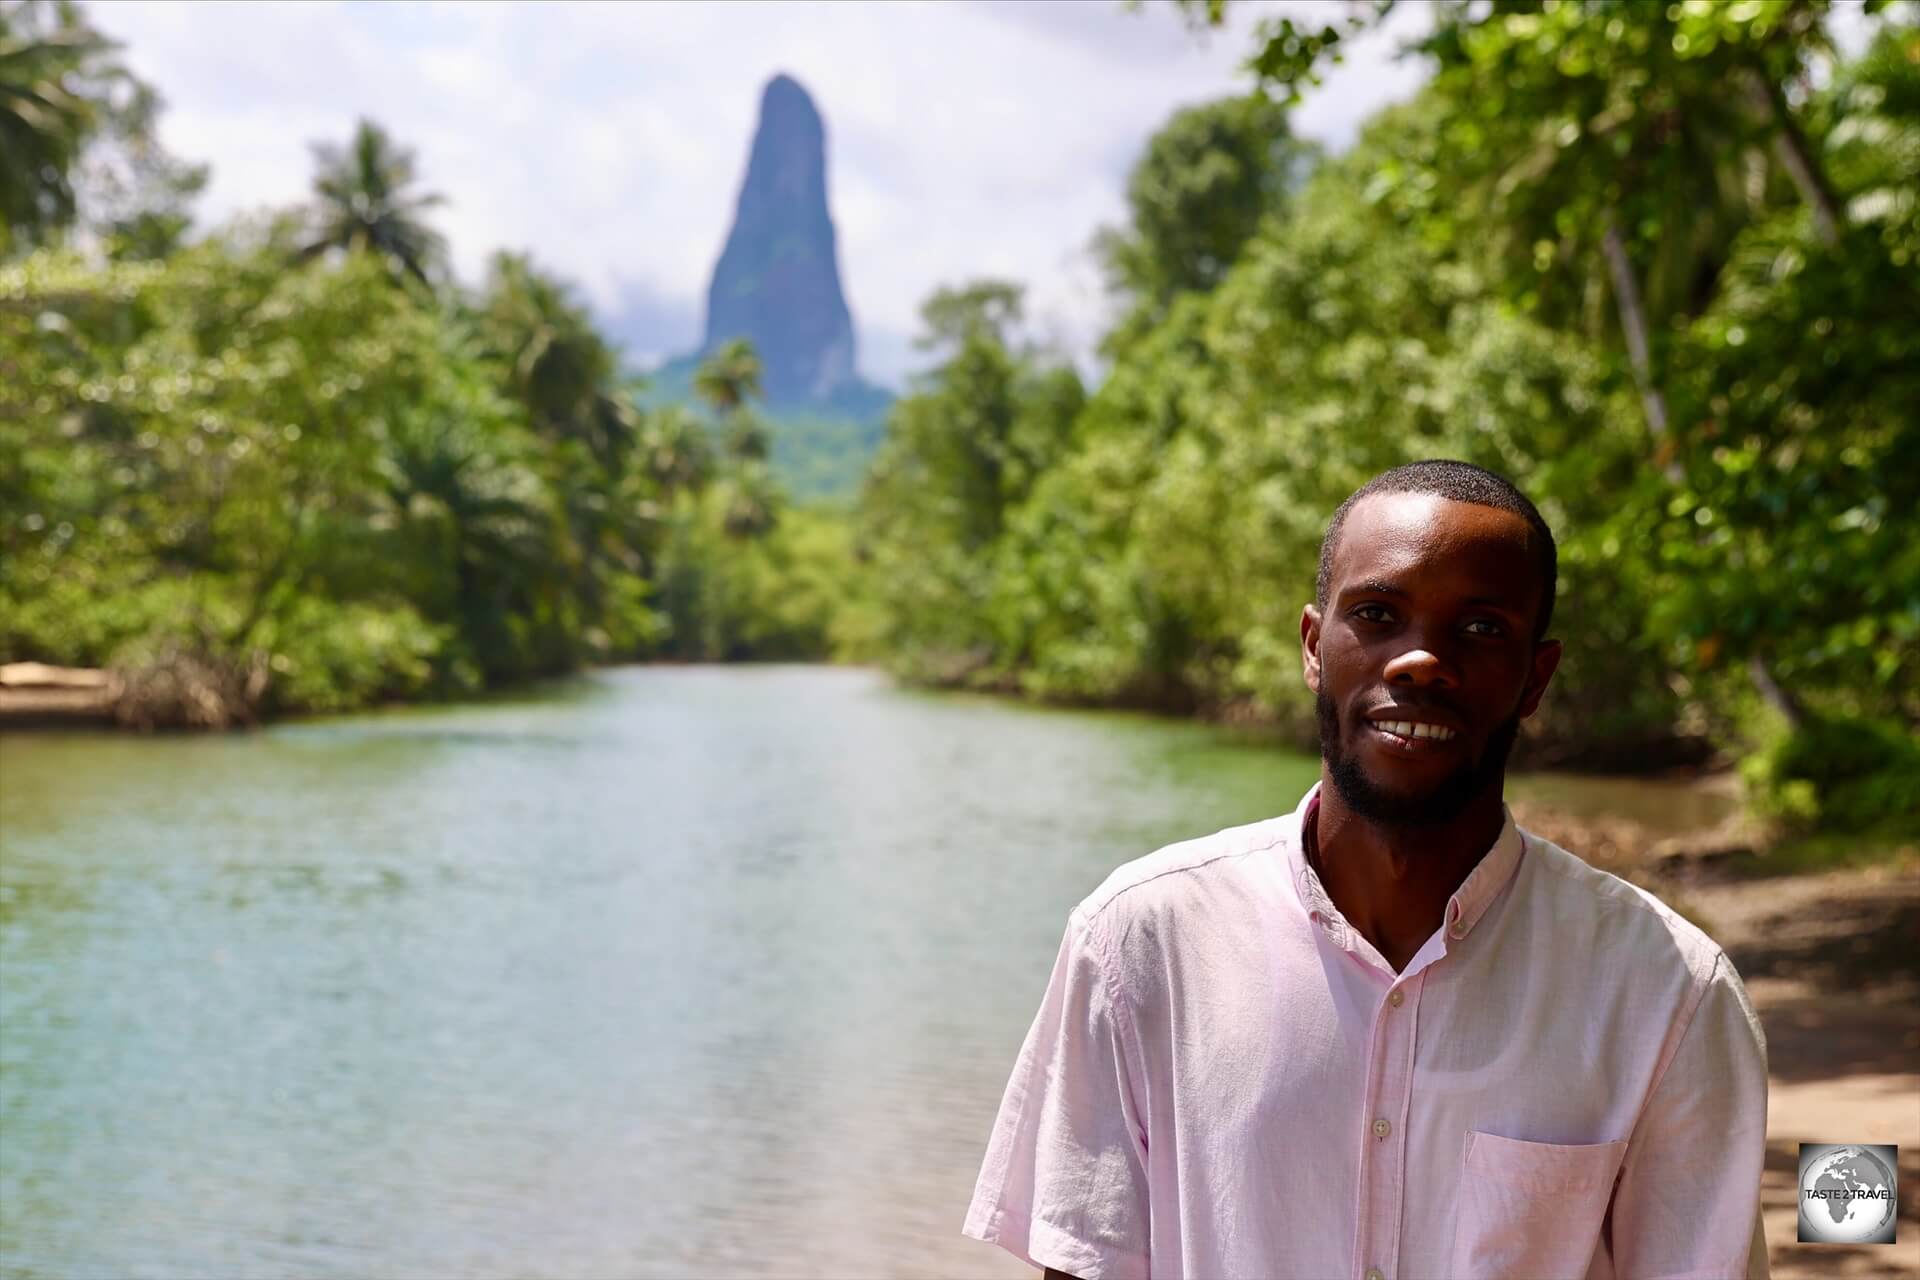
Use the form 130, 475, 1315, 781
96, 0, 1433, 387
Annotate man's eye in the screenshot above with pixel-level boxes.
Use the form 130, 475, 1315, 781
1465, 619, 1504, 637
1352, 605, 1393, 623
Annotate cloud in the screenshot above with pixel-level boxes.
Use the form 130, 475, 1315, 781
94, 0, 1427, 386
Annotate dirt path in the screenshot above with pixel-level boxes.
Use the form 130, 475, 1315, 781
1672, 865, 1920, 1276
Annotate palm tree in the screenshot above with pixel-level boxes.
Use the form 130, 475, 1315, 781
638, 405, 713, 494
718, 461, 777, 540
687, 340, 776, 550
380, 406, 554, 675
692, 337, 763, 418
721, 414, 769, 463
0, 0, 117, 252
475, 251, 636, 465
299, 118, 446, 285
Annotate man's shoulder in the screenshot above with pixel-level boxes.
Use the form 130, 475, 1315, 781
1519, 827, 1731, 986
1072, 813, 1294, 932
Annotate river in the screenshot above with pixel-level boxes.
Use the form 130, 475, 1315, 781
0, 665, 1725, 1279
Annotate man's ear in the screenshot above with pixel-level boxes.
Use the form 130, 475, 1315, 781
1517, 638, 1562, 719
1300, 604, 1323, 695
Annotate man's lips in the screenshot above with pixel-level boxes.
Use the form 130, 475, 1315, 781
1366, 721, 1461, 752
1362, 707, 1464, 750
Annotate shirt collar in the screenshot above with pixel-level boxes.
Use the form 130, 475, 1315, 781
1285, 780, 1527, 951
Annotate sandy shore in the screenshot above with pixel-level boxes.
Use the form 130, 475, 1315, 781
1658, 866, 1919, 1275
1477, 795, 1918, 1273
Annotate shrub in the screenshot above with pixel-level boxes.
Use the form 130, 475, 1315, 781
1742, 713, 1920, 836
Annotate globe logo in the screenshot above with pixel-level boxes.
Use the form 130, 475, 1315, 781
1797, 1143, 1898, 1244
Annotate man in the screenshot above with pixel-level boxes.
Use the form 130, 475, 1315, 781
962, 461, 1769, 1279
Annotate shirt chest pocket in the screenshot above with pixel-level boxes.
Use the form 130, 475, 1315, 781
1449, 1130, 1629, 1279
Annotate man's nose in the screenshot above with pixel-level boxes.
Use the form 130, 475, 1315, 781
1383, 644, 1460, 689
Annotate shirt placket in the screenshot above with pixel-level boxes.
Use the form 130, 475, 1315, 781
1352, 969, 1424, 1280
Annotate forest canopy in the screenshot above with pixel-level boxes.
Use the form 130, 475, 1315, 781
845, 0, 1919, 830
2, 0, 1914, 834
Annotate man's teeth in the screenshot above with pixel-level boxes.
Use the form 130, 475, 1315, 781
1377, 720, 1456, 741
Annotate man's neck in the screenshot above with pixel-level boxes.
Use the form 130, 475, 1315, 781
1307, 773, 1508, 973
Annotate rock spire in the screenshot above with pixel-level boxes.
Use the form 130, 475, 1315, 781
702, 74, 856, 406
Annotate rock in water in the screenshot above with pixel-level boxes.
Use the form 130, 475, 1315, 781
703, 74, 855, 406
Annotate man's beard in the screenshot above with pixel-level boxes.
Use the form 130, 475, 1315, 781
1316, 689, 1520, 827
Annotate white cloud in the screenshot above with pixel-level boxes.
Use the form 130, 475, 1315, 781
94, 0, 1427, 385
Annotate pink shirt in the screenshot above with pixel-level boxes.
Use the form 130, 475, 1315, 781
964, 783, 1770, 1279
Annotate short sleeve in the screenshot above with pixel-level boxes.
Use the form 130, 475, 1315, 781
1610, 952, 1771, 1279
962, 908, 1151, 1280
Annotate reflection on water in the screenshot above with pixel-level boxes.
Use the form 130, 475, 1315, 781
0, 667, 1313, 1278
0, 666, 1716, 1278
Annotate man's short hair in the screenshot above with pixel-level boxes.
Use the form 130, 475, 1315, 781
1316, 460, 1558, 640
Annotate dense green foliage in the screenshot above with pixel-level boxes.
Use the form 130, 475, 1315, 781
5, 230, 661, 715
3, 0, 1913, 833
299, 119, 447, 288
0, 223, 830, 717
639, 350, 892, 499
849, 3, 1919, 822
1095, 93, 1313, 349
1, 1, 110, 251
1, 0, 205, 259
0, 2, 836, 719
1742, 711, 1920, 834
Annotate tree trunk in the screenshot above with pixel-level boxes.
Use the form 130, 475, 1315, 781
228, 513, 308, 648
1746, 71, 1843, 247
1748, 650, 1808, 730
1601, 213, 1681, 482
1602, 212, 1803, 724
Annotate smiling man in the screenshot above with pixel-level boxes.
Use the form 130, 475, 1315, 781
963, 461, 1770, 1279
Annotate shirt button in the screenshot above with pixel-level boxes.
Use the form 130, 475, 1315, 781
1366, 1269, 1386, 1280
1372, 1117, 1391, 1138
1449, 917, 1469, 939
1387, 989, 1405, 1007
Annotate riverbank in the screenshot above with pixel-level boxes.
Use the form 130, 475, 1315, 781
1638, 861, 1920, 1276
0, 662, 119, 724
3, 663, 1909, 1276
0, 656, 267, 731
1526, 790, 1919, 1273
11, 657, 1911, 868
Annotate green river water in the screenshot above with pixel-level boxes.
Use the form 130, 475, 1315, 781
0, 665, 1727, 1279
